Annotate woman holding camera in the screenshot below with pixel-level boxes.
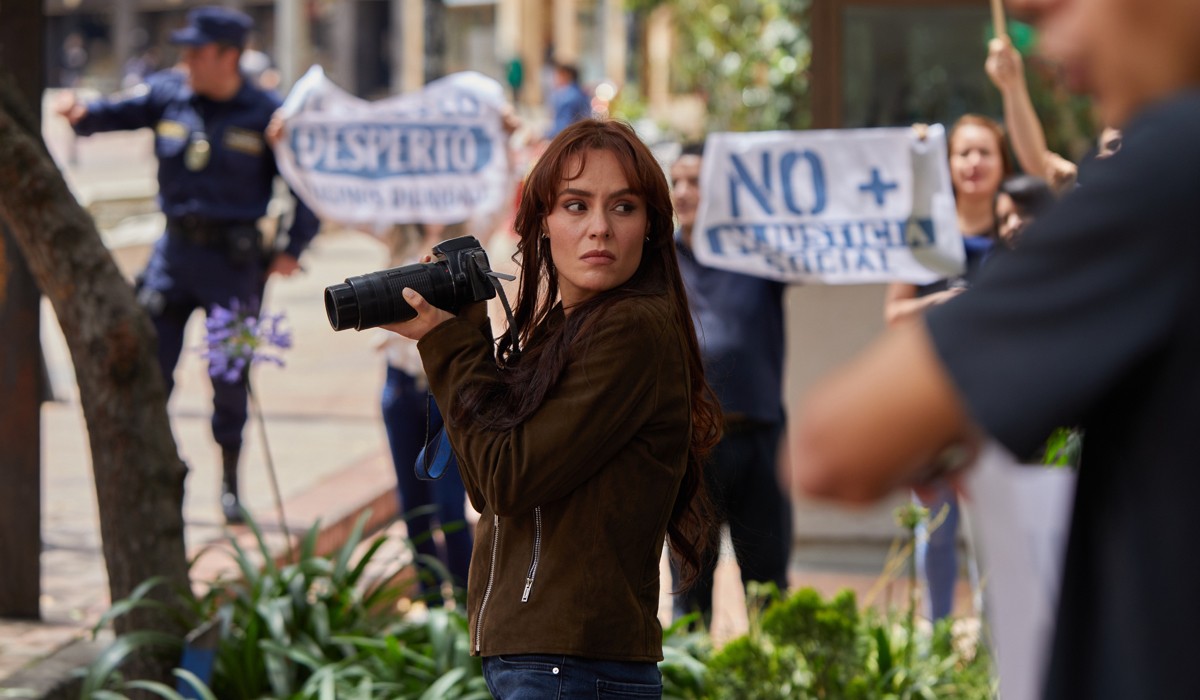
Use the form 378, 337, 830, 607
386, 119, 720, 698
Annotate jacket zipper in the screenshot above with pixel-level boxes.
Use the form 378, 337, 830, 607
475, 514, 500, 653
521, 506, 543, 603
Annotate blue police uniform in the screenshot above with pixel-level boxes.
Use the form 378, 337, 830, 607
70, 6, 320, 521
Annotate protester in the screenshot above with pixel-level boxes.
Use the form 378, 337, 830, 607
669, 142, 792, 624
385, 119, 720, 697
882, 114, 1011, 622
885, 115, 1013, 325
58, 32, 88, 88
546, 63, 591, 138
793, 0, 1200, 695
57, 6, 320, 524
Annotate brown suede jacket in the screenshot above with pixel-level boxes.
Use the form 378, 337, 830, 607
417, 292, 692, 662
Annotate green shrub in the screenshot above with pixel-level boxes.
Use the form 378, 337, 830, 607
689, 505, 996, 699
694, 586, 994, 700
87, 506, 996, 699
82, 511, 483, 699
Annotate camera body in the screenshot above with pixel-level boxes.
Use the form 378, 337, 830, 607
325, 235, 498, 331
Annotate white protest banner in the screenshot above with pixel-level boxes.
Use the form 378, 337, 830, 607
274, 66, 510, 226
693, 127, 964, 284
965, 442, 1077, 700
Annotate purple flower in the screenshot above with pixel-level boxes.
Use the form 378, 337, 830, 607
201, 298, 293, 383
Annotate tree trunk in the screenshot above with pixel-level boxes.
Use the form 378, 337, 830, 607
0, 0, 46, 621
0, 73, 191, 682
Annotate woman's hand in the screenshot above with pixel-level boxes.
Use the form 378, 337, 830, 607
926, 287, 967, 306
265, 110, 286, 148
985, 38, 1026, 93
55, 91, 87, 125
382, 287, 456, 341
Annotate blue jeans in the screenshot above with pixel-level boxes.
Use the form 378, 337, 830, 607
915, 482, 961, 620
482, 654, 662, 699
381, 366, 473, 599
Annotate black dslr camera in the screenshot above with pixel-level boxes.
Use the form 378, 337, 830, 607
324, 235, 504, 332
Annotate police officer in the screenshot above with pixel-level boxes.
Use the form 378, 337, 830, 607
58, 6, 321, 524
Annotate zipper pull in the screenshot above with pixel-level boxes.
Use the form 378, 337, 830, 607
521, 577, 534, 603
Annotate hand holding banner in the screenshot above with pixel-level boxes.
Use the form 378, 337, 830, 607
273, 66, 512, 227
692, 126, 965, 285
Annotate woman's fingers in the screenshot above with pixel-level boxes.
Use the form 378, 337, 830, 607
381, 287, 456, 340
402, 287, 429, 311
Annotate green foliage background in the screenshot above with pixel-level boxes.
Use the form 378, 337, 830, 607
625, 2, 1096, 160
629, 0, 813, 132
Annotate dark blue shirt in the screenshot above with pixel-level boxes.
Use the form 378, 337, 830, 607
74, 69, 319, 258
676, 234, 787, 425
549, 82, 591, 138
925, 90, 1200, 700
917, 233, 996, 296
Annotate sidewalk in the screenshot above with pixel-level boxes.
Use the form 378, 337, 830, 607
1, 226, 404, 692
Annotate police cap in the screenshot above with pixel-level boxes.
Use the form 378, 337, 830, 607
170, 6, 253, 49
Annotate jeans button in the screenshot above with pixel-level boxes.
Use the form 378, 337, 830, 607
552, 667, 560, 675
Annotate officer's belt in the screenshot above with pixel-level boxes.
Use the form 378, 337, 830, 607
167, 216, 258, 247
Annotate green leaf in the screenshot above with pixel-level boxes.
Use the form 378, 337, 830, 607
123, 680, 188, 700
333, 510, 373, 582
418, 667, 468, 700
172, 668, 219, 700
81, 631, 182, 698
345, 534, 391, 587
875, 624, 894, 677
91, 577, 172, 635
260, 639, 324, 671
243, 510, 280, 579
298, 521, 321, 562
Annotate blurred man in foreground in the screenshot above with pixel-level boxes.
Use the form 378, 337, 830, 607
792, 0, 1200, 697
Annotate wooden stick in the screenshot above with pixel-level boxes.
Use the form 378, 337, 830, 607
990, 0, 1008, 40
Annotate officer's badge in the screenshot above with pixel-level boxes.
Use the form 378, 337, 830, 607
155, 120, 189, 141
224, 127, 264, 157
185, 133, 211, 171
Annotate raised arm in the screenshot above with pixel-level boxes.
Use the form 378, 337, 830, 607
986, 38, 1077, 190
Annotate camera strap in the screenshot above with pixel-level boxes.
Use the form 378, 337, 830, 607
414, 269, 520, 481
486, 270, 521, 361
415, 394, 455, 481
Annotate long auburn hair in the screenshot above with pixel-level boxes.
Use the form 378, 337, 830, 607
453, 119, 721, 588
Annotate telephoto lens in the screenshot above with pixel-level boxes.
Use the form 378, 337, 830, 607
324, 260, 457, 331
